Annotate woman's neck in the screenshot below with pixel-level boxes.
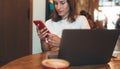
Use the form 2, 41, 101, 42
62, 13, 69, 19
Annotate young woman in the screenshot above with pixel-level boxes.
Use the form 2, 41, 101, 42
37, 0, 90, 52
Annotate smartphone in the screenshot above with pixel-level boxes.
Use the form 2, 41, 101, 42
33, 20, 51, 34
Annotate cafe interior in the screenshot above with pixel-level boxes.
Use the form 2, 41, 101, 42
0, 0, 120, 68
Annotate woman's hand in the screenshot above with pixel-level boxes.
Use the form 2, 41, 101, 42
36, 24, 49, 41
47, 34, 61, 51
36, 25, 61, 51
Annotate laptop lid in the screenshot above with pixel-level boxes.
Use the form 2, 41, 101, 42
58, 29, 120, 66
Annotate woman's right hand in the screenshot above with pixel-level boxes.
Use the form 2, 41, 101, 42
36, 24, 49, 41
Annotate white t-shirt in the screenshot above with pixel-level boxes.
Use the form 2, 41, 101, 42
45, 15, 90, 37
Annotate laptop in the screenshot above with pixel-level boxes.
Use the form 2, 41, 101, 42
57, 29, 120, 66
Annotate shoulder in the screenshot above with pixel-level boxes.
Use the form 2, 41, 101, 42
76, 15, 87, 20
75, 15, 90, 29
45, 19, 53, 24
45, 19, 55, 25
75, 15, 88, 23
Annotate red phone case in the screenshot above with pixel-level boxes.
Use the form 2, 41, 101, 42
33, 20, 51, 33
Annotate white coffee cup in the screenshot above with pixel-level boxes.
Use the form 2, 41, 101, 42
42, 59, 70, 69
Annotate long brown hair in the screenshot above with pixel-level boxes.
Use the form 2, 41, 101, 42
51, 0, 78, 23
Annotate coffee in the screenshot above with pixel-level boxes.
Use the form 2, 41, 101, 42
42, 59, 70, 69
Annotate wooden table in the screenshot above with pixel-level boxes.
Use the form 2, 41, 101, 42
1, 52, 120, 69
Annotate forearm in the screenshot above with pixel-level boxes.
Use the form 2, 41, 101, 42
40, 40, 50, 52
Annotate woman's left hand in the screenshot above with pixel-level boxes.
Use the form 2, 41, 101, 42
47, 34, 61, 48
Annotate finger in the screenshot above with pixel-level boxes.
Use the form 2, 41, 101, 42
38, 27, 48, 36
50, 45, 59, 51
48, 34, 53, 39
36, 24, 40, 32
48, 39, 58, 47
40, 27, 47, 33
39, 30, 49, 40
40, 33, 48, 39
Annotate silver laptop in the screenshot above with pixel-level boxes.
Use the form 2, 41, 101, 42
58, 29, 120, 66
